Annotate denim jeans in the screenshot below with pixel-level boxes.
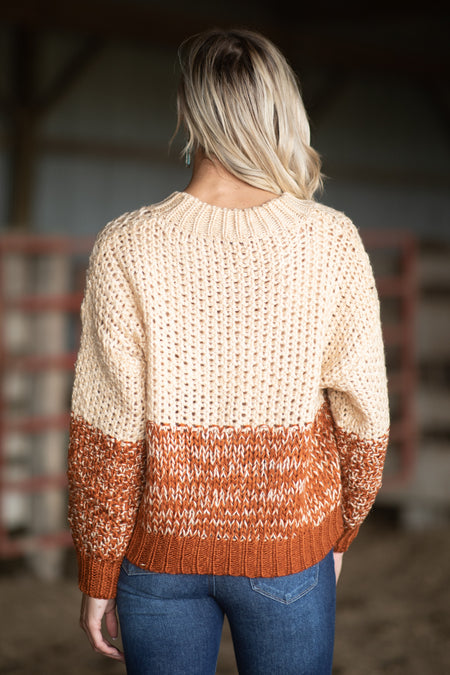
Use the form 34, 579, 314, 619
116, 549, 335, 674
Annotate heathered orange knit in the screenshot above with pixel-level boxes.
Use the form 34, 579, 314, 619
68, 191, 389, 599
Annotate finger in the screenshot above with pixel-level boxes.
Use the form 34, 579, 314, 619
104, 604, 119, 640
85, 620, 125, 662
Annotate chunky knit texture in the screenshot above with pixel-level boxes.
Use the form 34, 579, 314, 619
68, 191, 389, 598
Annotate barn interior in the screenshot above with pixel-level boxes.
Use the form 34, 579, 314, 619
0, 1, 449, 673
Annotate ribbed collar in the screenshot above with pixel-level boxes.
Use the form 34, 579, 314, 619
148, 191, 314, 242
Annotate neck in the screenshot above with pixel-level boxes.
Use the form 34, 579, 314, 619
183, 150, 279, 209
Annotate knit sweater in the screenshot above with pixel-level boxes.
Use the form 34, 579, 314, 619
68, 190, 389, 599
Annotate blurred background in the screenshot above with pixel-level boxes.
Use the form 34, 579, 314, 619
0, 1, 449, 673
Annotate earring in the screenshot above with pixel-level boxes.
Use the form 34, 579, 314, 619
185, 149, 191, 168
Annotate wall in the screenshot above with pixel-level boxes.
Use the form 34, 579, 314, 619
0, 26, 449, 240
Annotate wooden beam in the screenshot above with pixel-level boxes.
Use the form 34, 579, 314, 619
322, 161, 450, 190
288, 33, 449, 79
36, 136, 178, 165
7, 27, 37, 229
3, 134, 447, 190
4, 31, 103, 230
0, 0, 229, 46
1, 1, 448, 77
0, 130, 449, 189
1, 0, 445, 35
35, 38, 103, 116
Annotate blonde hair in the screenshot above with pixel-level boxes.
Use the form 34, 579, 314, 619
174, 28, 324, 200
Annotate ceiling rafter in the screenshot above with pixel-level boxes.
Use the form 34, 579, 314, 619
1, 0, 448, 77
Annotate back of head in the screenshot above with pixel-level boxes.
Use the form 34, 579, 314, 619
176, 28, 323, 200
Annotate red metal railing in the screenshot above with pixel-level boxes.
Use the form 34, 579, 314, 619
361, 230, 418, 487
0, 230, 417, 558
0, 235, 93, 558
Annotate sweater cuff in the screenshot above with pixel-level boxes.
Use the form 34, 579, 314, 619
333, 525, 360, 552
77, 552, 123, 599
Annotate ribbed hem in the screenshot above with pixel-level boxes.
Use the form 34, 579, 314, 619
126, 508, 345, 579
333, 525, 360, 552
77, 553, 122, 599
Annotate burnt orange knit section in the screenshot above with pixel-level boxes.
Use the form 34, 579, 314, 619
334, 426, 389, 530
68, 405, 388, 592
126, 402, 344, 577
67, 415, 146, 595
143, 401, 341, 536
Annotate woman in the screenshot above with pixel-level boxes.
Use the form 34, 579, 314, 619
68, 28, 389, 674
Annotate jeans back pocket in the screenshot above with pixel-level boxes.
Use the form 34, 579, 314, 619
250, 562, 319, 604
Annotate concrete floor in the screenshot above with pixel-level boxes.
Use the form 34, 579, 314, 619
1, 513, 449, 674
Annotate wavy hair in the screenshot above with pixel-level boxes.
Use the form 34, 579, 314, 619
174, 28, 324, 200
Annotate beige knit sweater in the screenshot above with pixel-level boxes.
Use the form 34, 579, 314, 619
68, 191, 389, 599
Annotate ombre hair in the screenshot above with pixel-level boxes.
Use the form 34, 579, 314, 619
174, 28, 324, 200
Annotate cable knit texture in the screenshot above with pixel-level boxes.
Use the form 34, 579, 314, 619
67, 191, 389, 598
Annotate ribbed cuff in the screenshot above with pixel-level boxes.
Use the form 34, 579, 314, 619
77, 553, 122, 599
333, 525, 360, 552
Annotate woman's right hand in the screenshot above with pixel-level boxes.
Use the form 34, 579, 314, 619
80, 593, 125, 662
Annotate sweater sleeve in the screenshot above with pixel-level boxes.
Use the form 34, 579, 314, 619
67, 226, 147, 598
321, 217, 390, 551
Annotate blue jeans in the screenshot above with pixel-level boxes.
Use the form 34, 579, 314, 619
116, 549, 336, 674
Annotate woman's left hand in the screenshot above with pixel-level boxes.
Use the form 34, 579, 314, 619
79, 593, 125, 662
